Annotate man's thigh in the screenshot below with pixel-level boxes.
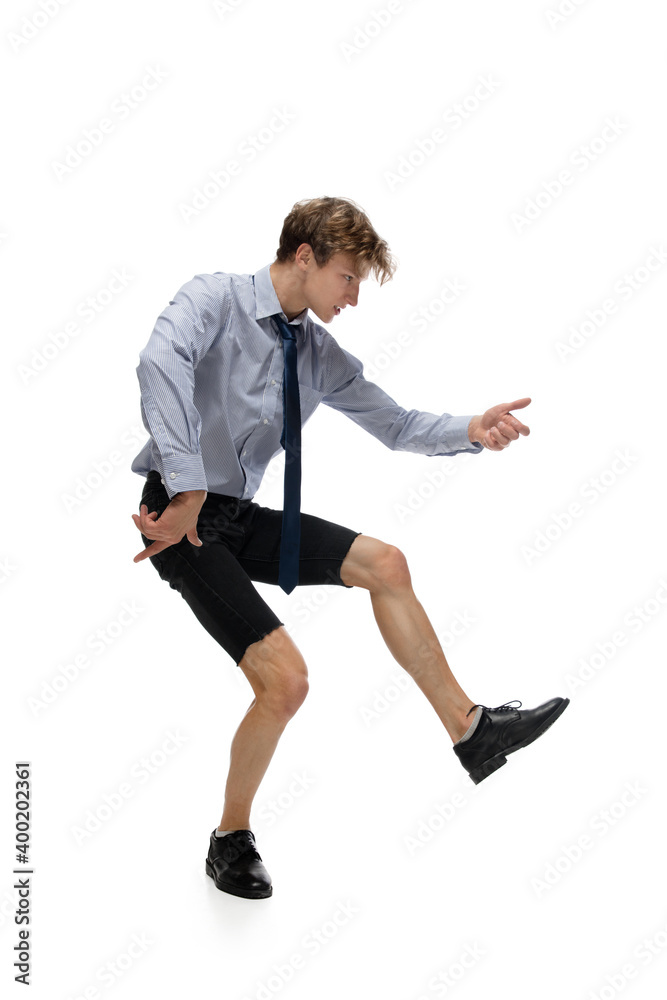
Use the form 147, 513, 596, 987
138, 481, 283, 666
235, 503, 363, 589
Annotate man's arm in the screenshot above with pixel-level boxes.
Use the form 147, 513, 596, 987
319, 335, 530, 456
131, 273, 229, 562
319, 335, 484, 457
135, 273, 230, 498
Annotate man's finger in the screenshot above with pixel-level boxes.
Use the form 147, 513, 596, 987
505, 397, 531, 411
133, 539, 171, 564
132, 510, 177, 542
186, 527, 203, 548
485, 429, 505, 450
140, 505, 159, 527
503, 413, 530, 436
132, 506, 159, 533
497, 420, 519, 441
490, 425, 510, 447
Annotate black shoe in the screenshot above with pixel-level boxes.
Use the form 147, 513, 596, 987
453, 697, 569, 784
205, 829, 273, 899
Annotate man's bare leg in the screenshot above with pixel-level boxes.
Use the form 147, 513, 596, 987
340, 534, 476, 743
217, 534, 475, 831
217, 626, 308, 831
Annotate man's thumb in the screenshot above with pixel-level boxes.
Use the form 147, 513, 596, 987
187, 528, 203, 547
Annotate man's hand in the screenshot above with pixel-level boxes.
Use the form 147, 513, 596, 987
467, 398, 531, 451
132, 489, 207, 563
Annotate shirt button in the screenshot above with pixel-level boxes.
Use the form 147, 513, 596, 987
242, 450, 246, 456
160, 478, 165, 485
271, 379, 276, 386
169, 473, 177, 480
263, 418, 268, 424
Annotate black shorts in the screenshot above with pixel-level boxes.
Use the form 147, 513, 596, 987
138, 471, 362, 666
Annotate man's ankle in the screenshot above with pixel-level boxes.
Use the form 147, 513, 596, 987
452, 706, 483, 745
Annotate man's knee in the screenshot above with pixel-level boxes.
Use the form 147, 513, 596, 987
346, 538, 411, 592
374, 543, 411, 590
239, 626, 309, 720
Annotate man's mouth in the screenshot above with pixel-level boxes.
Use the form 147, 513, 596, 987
334, 305, 342, 316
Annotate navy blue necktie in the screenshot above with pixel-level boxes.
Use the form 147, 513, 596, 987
272, 314, 301, 594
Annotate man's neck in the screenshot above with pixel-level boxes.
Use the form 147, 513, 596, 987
269, 261, 307, 322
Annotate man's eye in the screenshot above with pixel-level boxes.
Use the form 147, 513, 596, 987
345, 275, 353, 281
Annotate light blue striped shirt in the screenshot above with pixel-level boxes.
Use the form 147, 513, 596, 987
130, 263, 483, 500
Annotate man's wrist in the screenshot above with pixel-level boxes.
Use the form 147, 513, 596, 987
174, 489, 207, 501
467, 416, 481, 445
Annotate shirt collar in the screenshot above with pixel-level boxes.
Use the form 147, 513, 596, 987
253, 262, 309, 330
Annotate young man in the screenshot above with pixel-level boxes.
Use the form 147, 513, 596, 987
130, 196, 568, 900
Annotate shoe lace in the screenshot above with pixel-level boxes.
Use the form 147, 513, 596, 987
222, 831, 262, 863
467, 699, 522, 716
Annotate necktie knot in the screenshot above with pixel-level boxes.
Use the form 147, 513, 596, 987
273, 313, 297, 340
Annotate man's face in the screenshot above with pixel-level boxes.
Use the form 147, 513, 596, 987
303, 252, 368, 324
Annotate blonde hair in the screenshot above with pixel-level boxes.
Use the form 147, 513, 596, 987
275, 196, 397, 285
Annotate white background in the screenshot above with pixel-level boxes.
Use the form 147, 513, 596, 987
3, 0, 667, 997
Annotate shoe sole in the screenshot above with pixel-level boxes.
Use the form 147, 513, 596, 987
205, 859, 273, 899
468, 698, 570, 785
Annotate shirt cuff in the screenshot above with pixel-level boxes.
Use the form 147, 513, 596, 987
159, 454, 208, 498
443, 414, 484, 454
